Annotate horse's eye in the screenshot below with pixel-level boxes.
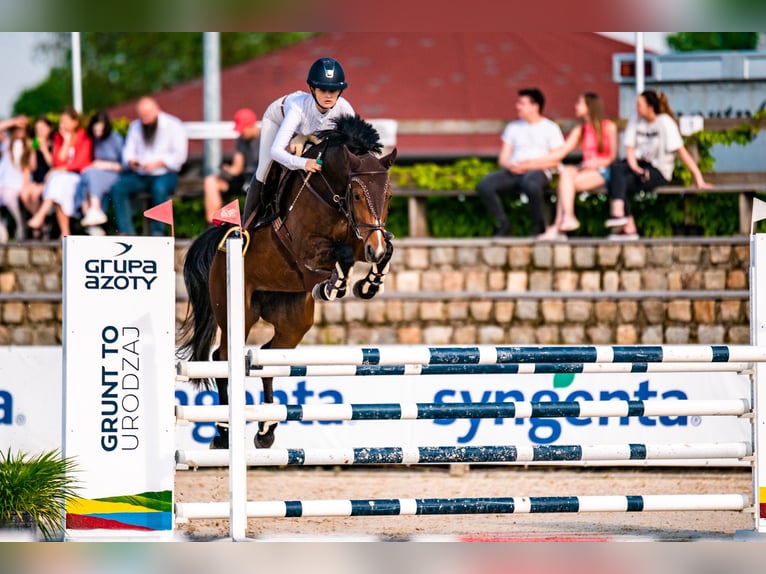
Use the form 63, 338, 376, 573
353, 192, 361, 200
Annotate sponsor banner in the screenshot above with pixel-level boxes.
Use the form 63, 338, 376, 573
176, 365, 752, 462
62, 236, 175, 539
0, 347, 63, 453
1, 345, 753, 469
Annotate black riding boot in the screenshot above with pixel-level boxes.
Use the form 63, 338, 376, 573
242, 179, 264, 228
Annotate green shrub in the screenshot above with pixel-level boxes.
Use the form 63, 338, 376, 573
0, 449, 80, 541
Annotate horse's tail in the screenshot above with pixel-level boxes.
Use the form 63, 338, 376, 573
176, 225, 229, 387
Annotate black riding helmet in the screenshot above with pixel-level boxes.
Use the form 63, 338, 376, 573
307, 57, 348, 92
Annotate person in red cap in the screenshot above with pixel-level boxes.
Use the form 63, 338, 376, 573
203, 107, 261, 225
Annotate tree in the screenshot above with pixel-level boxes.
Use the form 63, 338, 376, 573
13, 33, 314, 117
666, 32, 760, 52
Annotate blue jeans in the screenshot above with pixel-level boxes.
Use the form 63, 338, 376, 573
111, 172, 178, 235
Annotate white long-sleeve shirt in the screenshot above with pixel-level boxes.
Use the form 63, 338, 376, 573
269, 91, 355, 172
122, 111, 188, 175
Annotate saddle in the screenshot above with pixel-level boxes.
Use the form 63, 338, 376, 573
247, 134, 322, 232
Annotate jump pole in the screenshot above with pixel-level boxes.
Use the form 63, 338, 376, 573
751, 232, 766, 533
224, 235, 248, 541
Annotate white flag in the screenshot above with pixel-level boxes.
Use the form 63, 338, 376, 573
753, 197, 766, 235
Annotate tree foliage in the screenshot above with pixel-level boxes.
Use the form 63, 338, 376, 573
13, 33, 314, 117
666, 32, 760, 52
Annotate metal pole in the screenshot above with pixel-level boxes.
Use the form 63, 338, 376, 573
203, 32, 222, 176
635, 32, 645, 95
71, 32, 83, 113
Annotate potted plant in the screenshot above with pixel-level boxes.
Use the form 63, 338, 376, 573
0, 449, 79, 541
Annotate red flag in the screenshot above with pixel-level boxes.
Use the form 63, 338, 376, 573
212, 199, 241, 227
143, 199, 174, 235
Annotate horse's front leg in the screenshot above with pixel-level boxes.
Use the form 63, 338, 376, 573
311, 243, 355, 302
353, 234, 393, 299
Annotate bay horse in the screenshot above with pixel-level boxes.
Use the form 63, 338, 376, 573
177, 114, 396, 449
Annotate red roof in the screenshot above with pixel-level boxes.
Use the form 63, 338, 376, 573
109, 32, 634, 159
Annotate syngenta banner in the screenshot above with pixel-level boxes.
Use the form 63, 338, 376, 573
62, 237, 175, 540
174, 367, 751, 458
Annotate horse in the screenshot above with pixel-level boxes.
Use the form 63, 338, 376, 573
177, 114, 397, 449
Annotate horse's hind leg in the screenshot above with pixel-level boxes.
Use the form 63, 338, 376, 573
254, 292, 316, 448
208, 254, 258, 450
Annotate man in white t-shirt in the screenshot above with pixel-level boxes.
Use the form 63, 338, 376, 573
476, 88, 565, 236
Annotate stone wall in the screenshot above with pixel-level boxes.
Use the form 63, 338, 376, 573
0, 237, 752, 347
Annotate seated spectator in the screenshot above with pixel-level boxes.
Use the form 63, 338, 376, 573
0, 115, 32, 241
204, 107, 260, 225
77, 110, 125, 236
536, 92, 618, 240
19, 115, 54, 236
110, 96, 188, 236
606, 90, 712, 239
27, 107, 93, 238
475, 87, 565, 237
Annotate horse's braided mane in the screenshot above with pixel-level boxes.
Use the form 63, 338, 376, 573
314, 114, 383, 156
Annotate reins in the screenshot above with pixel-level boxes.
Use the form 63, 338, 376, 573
284, 151, 390, 242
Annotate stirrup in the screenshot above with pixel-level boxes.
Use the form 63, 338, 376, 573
217, 226, 251, 255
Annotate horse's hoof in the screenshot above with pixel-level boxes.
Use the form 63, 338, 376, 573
254, 431, 275, 449
312, 283, 330, 301
353, 279, 378, 299
210, 434, 228, 449
255, 421, 277, 449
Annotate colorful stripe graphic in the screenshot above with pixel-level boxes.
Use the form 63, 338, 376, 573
66, 490, 172, 531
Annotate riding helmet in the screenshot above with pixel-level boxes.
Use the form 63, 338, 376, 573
307, 58, 348, 91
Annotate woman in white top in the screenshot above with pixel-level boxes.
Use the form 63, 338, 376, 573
606, 90, 712, 239
0, 116, 31, 241
242, 57, 355, 225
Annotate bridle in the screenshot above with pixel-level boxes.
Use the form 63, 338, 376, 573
296, 151, 391, 242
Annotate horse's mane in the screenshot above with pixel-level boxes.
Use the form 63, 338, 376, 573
314, 114, 383, 156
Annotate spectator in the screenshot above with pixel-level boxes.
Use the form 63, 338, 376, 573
19, 115, 54, 235
203, 107, 260, 225
77, 110, 125, 236
0, 115, 31, 241
242, 57, 354, 226
27, 107, 93, 238
110, 96, 188, 236
537, 92, 618, 240
475, 88, 565, 237
606, 89, 712, 239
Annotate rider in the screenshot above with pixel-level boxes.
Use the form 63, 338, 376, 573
241, 57, 356, 227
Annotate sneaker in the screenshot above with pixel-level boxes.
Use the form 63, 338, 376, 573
608, 232, 639, 241
492, 222, 511, 237
537, 227, 566, 241
81, 208, 108, 227
605, 216, 628, 228
85, 225, 106, 236
559, 218, 581, 232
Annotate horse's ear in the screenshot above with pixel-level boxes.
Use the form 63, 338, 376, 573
345, 146, 363, 171
379, 148, 397, 169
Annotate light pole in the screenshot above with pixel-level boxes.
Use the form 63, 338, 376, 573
71, 32, 82, 113
203, 32, 221, 176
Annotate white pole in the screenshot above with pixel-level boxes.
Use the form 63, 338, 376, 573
226, 236, 248, 541
203, 32, 222, 176
71, 32, 83, 113
635, 32, 645, 95
750, 233, 766, 533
